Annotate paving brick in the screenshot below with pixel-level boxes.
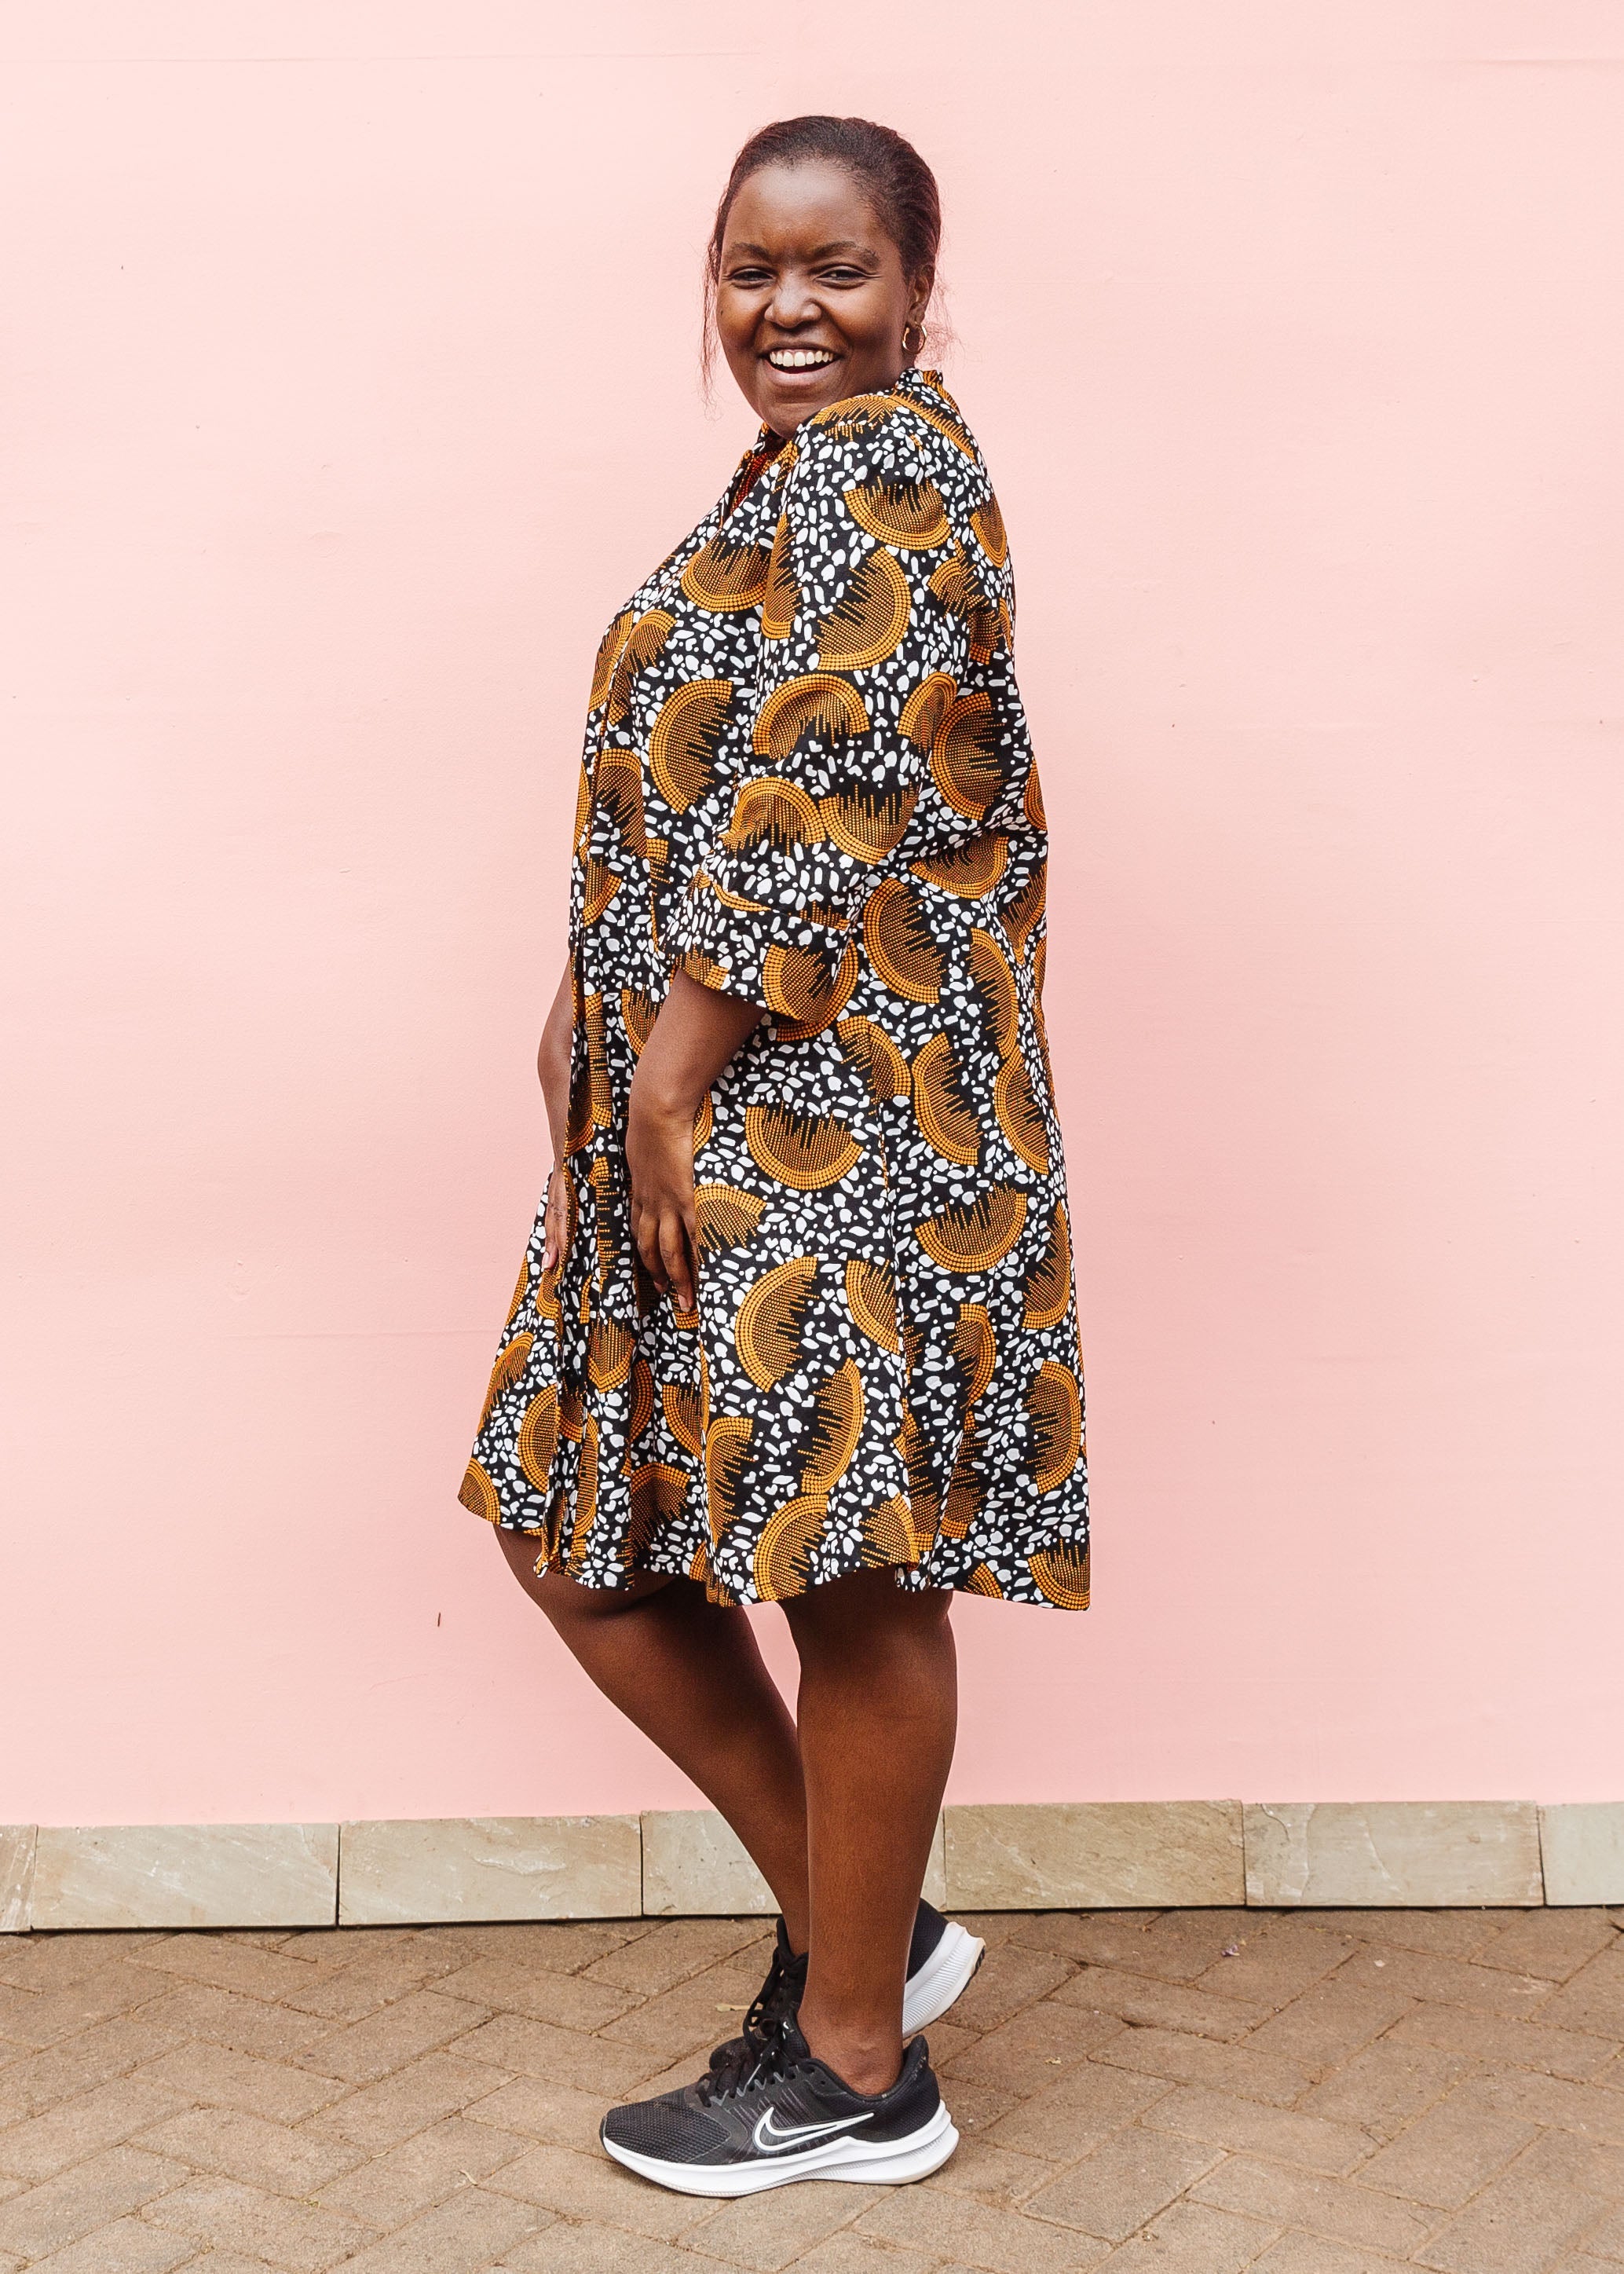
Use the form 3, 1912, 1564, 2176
312, 2049, 510, 2151
1476, 1912, 1620, 1983
1541, 1948, 1624, 2042
748, 2236, 940, 2274
0, 2015, 185, 2122
273, 1944, 468, 2025
597, 1954, 789, 2060
951, 1946, 1077, 2034
1094, 2023, 1313, 2107
924, 2132, 1055, 2206
313, 2111, 529, 2226
1001, 1913, 1157, 1962
141, 2172, 373, 2270
1244, 1981, 1421, 2070
946, 2077, 1025, 2137
0, 2146, 188, 2261
681, 2175, 878, 2269
1388, 2001, 1620, 2081
500, 2225, 735, 2272
1143, 2083, 1375, 2175
0, 1937, 170, 1996
1414, 2167, 1606, 2272
984, 2058, 1172, 2160
0, 1965, 167, 2050
137, 1982, 336, 2060
579, 1917, 769, 1998
1335, 1946, 1553, 2021
298, 1990, 492, 2085
1194, 1921, 1360, 2010
1325, 1912, 1507, 1959
1008, 1913, 1252, 1983
483, 2139, 718, 2239
944, 1998, 1124, 2093
0, 2077, 186, 2182
133, 1939, 320, 2004
324, 2184, 545, 2272
425, 1957, 641, 2030
1354, 2094, 1537, 2207
26, 2214, 196, 2272
1504, 2129, 1624, 2203
858, 2181, 1114, 2268
452, 2011, 663, 2094
1022, 2127, 1220, 2241
1297, 2039, 1472, 2136
424, 1919, 652, 1973
1049, 1967, 1269, 2044
274, 1925, 417, 1966
1189, 2154, 1437, 2253
161, 2253, 275, 2273
1461, 2066, 1624, 2145
133, 2104, 366, 2195
1253, 2239, 1413, 2273
136, 2038, 348, 2122
458, 2071, 609, 2152
1583, 2203, 1624, 2257
1097, 2198, 1278, 2273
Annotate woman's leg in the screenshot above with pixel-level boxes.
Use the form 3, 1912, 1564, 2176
495, 1532, 812, 1948
782, 1570, 958, 2096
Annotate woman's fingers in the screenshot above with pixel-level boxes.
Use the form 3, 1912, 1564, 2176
635, 1200, 671, 1292
657, 1208, 694, 1313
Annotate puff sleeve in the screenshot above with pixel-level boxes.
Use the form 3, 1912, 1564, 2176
661, 410, 997, 1027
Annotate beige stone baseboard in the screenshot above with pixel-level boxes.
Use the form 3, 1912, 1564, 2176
3, 1802, 1619, 1930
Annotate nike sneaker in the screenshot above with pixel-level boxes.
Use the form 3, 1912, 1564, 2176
602, 2015, 956, 2196
708, 1899, 983, 2074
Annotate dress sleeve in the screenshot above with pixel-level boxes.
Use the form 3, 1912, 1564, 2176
661, 412, 987, 1026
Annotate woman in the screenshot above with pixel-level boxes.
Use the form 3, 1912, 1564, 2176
460, 115, 1088, 2196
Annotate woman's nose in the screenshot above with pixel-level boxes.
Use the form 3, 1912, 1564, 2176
766, 277, 821, 329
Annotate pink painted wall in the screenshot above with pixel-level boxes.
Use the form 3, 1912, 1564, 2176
4, 2, 1621, 1829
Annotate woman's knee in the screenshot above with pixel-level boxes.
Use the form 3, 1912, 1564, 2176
783, 1567, 953, 1656
495, 1531, 676, 1628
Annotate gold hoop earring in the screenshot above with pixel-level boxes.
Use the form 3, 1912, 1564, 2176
902, 320, 926, 357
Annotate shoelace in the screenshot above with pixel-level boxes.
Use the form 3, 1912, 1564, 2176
697, 2008, 797, 2105
708, 1939, 807, 2071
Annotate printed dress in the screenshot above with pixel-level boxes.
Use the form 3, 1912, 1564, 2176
460, 366, 1089, 1610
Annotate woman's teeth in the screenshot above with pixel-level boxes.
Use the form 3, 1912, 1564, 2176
766, 348, 838, 369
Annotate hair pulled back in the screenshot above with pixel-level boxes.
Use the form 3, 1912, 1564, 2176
702, 115, 942, 381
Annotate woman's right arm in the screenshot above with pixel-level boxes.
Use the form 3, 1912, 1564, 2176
536, 958, 574, 1270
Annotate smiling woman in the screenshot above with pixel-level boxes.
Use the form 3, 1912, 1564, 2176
460, 115, 1088, 2199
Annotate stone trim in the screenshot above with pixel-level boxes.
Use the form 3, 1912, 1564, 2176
2, 1802, 1619, 1930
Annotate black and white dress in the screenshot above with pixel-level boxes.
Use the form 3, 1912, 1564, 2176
460, 366, 1089, 1611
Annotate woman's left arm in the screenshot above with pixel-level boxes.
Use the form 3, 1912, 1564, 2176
627, 972, 763, 1310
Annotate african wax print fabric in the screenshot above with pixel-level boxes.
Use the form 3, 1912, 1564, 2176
460, 367, 1088, 1609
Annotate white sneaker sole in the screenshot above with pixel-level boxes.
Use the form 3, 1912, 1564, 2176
902, 1919, 986, 2036
602, 2098, 958, 2196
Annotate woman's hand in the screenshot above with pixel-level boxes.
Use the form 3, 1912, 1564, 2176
536, 958, 576, 1275
540, 1164, 572, 1275
626, 1087, 700, 1311
627, 971, 765, 1314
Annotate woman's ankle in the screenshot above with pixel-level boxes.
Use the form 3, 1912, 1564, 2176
797, 2006, 903, 2096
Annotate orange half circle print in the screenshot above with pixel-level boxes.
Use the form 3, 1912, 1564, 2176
753, 674, 869, 760
843, 476, 951, 551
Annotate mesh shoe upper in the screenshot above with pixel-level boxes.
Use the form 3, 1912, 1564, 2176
602, 2019, 940, 2170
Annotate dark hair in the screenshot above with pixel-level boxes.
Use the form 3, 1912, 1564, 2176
702, 115, 943, 382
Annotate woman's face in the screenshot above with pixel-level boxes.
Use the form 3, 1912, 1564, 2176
715, 159, 931, 436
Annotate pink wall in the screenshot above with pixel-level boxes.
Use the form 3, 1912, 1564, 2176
4, 2, 1622, 1828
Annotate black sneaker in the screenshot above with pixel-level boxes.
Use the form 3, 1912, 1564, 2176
708, 1900, 982, 2074
602, 2016, 956, 2196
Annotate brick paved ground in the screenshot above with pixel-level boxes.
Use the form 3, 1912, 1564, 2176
2, 1905, 1623, 2272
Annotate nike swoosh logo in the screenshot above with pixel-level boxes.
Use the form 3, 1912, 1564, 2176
752, 2106, 871, 2154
